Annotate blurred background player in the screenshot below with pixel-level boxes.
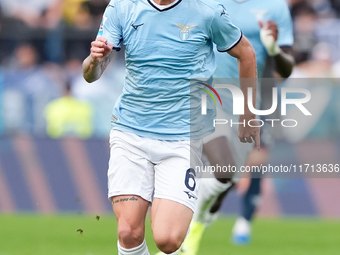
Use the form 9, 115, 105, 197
180, 0, 295, 254
45, 81, 94, 138
83, 0, 258, 255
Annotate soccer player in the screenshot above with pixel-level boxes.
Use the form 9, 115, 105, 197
83, 0, 258, 255
181, 0, 295, 253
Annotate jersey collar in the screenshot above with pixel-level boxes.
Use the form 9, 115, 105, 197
147, 0, 182, 12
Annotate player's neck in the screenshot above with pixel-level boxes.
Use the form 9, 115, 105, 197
153, 0, 176, 5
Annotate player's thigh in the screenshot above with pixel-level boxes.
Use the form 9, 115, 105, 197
203, 107, 236, 180
112, 195, 150, 231
112, 195, 150, 225
153, 139, 202, 213
108, 130, 154, 247
151, 140, 202, 248
112, 195, 150, 248
108, 129, 155, 203
203, 136, 236, 181
228, 121, 253, 182
151, 198, 193, 248
203, 112, 253, 182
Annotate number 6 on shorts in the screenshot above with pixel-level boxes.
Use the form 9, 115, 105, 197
185, 168, 196, 191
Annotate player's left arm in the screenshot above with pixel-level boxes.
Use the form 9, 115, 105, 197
260, 20, 294, 78
211, 4, 260, 148
228, 36, 260, 149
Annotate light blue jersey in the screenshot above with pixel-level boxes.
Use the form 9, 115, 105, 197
215, 0, 294, 112
98, 0, 242, 140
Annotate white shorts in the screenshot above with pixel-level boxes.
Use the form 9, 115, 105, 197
107, 130, 203, 212
202, 107, 253, 181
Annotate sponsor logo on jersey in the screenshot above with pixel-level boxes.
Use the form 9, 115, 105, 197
174, 24, 197, 41
131, 23, 144, 30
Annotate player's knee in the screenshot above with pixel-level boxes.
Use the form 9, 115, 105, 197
118, 222, 144, 247
154, 233, 182, 254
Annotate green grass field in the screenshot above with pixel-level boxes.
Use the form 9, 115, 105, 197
0, 214, 339, 255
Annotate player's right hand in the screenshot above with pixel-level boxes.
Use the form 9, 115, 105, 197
90, 37, 113, 63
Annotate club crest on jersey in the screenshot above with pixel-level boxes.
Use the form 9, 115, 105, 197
251, 10, 268, 21
174, 23, 197, 41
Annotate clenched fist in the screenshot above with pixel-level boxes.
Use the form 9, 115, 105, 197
90, 36, 114, 63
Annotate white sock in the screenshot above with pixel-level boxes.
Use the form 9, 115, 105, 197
232, 217, 251, 236
193, 178, 232, 226
118, 239, 150, 255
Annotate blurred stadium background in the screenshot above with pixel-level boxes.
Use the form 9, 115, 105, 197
0, 0, 340, 254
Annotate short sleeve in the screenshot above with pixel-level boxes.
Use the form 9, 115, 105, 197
275, 0, 294, 47
97, 0, 122, 51
211, 4, 243, 52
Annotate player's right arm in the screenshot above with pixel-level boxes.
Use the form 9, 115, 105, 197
83, 37, 114, 83
83, 0, 122, 83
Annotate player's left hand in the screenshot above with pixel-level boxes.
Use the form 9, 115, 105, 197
238, 115, 260, 149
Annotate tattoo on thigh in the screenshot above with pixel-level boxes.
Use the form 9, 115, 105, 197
112, 196, 139, 204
